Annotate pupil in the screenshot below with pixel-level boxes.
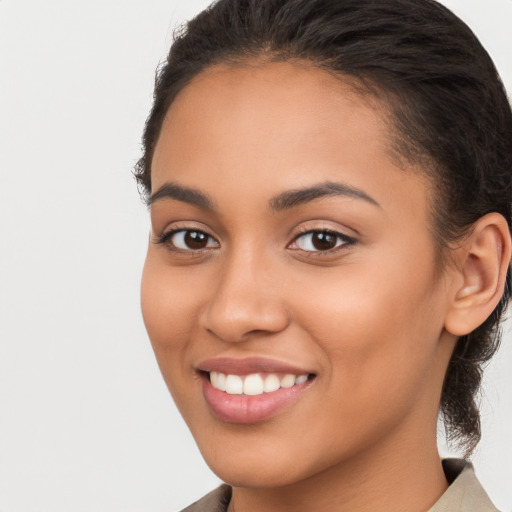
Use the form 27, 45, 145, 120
312, 232, 336, 250
185, 231, 208, 249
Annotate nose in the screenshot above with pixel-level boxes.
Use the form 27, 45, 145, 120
199, 251, 289, 343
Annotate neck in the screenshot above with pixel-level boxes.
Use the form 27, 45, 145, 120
229, 426, 448, 512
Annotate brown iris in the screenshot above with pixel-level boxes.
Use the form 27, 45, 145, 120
311, 232, 338, 250
184, 231, 209, 249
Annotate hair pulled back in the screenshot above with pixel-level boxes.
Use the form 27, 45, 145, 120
135, 0, 512, 455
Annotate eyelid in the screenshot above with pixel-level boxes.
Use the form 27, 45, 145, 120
153, 219, 215, 241
153, 224, 220, 252
163, 229, 218, 245
287, 227, 356, 253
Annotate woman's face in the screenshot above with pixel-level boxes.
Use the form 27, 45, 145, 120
142, 62, 457, 487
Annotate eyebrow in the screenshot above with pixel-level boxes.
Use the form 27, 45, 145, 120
149, 182, 215, 210
148, 180, 380, 211
269, 181, 380, 211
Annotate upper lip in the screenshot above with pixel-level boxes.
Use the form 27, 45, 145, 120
196, 357, 314, 376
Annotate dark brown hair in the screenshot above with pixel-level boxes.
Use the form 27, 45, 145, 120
135, 0, 512, 455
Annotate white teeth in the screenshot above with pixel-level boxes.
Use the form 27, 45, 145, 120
280, 374, 296, 388
243, 374, 264, 395
210, 371, 310, 395
263, 374, 281, 392
225, 374, 243, 394
296, 374, 308, 385
212, 371, 226, 391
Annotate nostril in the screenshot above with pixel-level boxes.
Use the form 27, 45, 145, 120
201, 308, 290, 344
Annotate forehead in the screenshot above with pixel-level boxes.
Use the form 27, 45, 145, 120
155, 62, 394, 170
163, 61, 390, 143
172, 60, 380, 112
152, 61, 430, 221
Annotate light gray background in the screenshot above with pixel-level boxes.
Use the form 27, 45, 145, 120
1, 1, 511, 511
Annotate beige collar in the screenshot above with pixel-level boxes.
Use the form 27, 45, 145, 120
428, 459, 499, 512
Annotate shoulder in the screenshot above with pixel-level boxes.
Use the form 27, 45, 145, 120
180, 484, 232, 512
429, 459, 500, 512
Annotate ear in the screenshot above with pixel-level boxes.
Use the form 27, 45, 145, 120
444, 213, 511, 337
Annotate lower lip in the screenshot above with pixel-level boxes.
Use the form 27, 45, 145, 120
201, 374, 313, 424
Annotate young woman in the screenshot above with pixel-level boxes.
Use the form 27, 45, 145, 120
136, 1, 512, 510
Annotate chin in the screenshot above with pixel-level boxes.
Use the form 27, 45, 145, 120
190, 427, 305, 488
191, 423, 352, 490
205, 456, 306, 489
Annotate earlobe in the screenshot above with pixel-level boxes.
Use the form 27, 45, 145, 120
445, 213, 511, 337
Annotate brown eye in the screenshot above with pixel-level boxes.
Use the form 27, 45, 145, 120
168, 230, 219, 250
184, 231, 208, 249
311, 232, 337, 250
291, 230, 354, 252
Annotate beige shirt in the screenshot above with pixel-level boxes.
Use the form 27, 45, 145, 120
180, 459, 499, 512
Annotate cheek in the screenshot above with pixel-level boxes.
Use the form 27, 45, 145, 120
140, 256, 201, 380
141, 253, 204, 341
288, 249, 446, 419
140, 255, 211, 423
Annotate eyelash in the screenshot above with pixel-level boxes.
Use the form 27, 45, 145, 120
288, 228, 356, 254
156, 229, 219, 252
155, 227, 356, 255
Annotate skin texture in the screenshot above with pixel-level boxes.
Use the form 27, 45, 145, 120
141, 62, 511, 512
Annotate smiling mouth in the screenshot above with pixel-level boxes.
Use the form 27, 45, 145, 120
200, 369, 316, 423
208, 371, 313, 396
197, 357, 316, 423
